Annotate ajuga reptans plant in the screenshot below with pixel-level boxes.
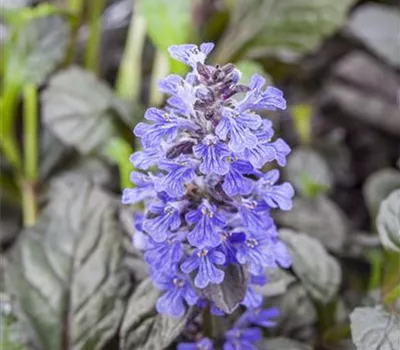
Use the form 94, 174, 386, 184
122, 43, 294, 349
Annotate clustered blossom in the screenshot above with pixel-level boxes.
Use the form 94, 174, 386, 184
177, 307, 280, 350
122, 42, 294, 326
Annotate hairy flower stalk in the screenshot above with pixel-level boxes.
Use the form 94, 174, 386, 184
123, 43, 294, 348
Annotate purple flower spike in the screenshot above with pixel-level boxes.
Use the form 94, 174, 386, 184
178, 338, 214, 350
238, 73, 287, 112
222, 160, 254, 196
181, 249, 226, 288
273, 239, 292, 268
144, 235, 183, 271
223, 327, 262, 350
186, 201, 225, 248
240, 273, 267, 309
216, 108, 261, 153
134, 108, 181, 148
122, 41, 294, 320
235, 307, 279, 329
236, 230, 276, 275
241, 285, 263, 310
268, 138, 291, 166
238, 198, 273, 232
257, 169, 294, 210
121, 172, 157, 204
219, 231, 246, 265
143, 202, 182, 242
168, 43, 215, 68
156, 156, 196, 198
154, 272, 199, 318
130, 147, 164, 170
158, 74, 183, 95
194, 135, 231, 175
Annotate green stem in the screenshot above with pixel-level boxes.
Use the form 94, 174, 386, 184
66, 0, 85, 64
67, 0, 85, 14
384, 284, 400, 307
116, 9, 146, 101
21, 178, 37, 227
322, 323, 351, 344
0, 83, 22, 171
20, 83, 39, 227
149, 50, 169, 106
23, 83, 38, 181
365, 249, 383, 290
202, 307, 213, 339
84, 0, 106, 75
316, 300, 337, 335
382, 250, 400, 310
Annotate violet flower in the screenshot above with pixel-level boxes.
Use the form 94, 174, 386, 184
122, 42, 294, 319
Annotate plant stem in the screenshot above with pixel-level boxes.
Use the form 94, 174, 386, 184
322, 323, 351, 344
384, 284, 400, 307
365, 249, 383, 290
0, 83, 22, 171
382, 250, 400, 310
316, 300, 337, 335
21, 83, 39, 227
66, 0, 85, 64
116, 9, 146, 101
21, 178, 37, 227
84, 0, 106, 75
67, 0, 84, 14
202, 307, 213, 339
23, 83, 38, 181
149, 50, 169, 106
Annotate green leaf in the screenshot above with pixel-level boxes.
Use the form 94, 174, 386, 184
363, 168, 400, 221
120, 278, 190, 350
269, 283, 317, 339
42, 66, 125, 155
3, 13, 70, 86
350, 306, 400, 350
39, 128, 72, 181
276, 196, 347, 252
138, 0, 193, 74
286, 146, 333, 199
0, 0, 30, 11
257, 268, 296, 297
1, 4, 62, 29
0, 312, 26, 350
377, 189, 400, 252
53, 157, 115, 188
280, 229, 342, 303
215, 0, 355, 62
5, 178, 132, 350
247, 0, 355, 61
112, 98, 146, 129
259, 337, 312, 350
199, 263, 248, 314
0, 293, 25, 349
348, 4, 400, 67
